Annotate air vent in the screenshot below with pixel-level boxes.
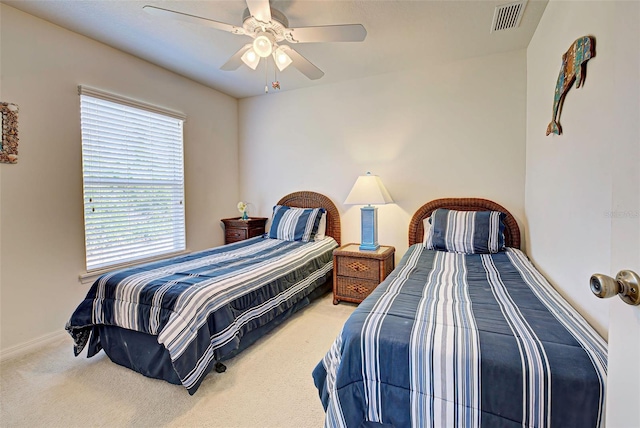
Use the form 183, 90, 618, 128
491, 0, 527, 33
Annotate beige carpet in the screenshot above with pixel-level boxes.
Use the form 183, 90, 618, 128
0, 293, 355, 428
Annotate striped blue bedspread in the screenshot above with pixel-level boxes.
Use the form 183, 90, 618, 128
67, 236, 337, 394
313, 244, 607, 428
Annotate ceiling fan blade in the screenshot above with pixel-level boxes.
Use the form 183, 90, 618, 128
143, 5, 245, 35
245, 0, 272, 23
285, 24, 367, 43
279, 46, 324, 80
220, 44, 253, 71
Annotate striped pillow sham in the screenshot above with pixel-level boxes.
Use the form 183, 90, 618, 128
268, 205, 326, 242
425, 208, 506, 254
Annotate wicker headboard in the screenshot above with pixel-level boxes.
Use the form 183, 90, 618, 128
408, 198, 520, 249
276, 191, 341, 246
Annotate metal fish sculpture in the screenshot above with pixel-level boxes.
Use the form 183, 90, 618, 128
546, 36, 595, 136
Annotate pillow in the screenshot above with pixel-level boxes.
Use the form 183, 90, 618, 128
422, 217, 432, 247
268, 205, 326, 242
314, 212, 327, 241
425, 208, 506, 254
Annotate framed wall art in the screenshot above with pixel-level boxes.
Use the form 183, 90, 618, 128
1, 102, 19, 164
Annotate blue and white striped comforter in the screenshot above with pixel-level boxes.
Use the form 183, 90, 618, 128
67, 236, 337, 394
313, 245, 607, 428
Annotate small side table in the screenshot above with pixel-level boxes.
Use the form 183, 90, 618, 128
221, 217, 268, 244
333, 243, 395, 305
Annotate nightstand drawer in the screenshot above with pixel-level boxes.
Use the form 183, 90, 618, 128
247, 227, 265, 238
225, 229, 247, 243
336, 256, 380, 280
335, 276, 379, 302
221, 217, 268, 245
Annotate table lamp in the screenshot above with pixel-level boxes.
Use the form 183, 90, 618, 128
344, 172, 393, 251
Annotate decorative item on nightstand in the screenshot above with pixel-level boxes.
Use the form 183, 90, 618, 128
344, 172, 393, 251
237, 201, 249, 220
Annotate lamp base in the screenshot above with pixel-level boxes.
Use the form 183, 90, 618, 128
359, 205, 379, 251
359, 243, 380, 251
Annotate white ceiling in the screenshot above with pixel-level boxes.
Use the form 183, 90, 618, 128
4, 0, 548, 99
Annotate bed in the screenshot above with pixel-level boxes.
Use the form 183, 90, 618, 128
313, 198, 607, 428
67, 191, 341, 395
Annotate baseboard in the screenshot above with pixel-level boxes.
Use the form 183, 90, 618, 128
0, 330, 69, 363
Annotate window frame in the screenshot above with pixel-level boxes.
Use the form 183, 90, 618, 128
78, 86, 187, 277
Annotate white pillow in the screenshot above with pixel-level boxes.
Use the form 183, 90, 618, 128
422, 217, 432, 247
315, 212, 327, 241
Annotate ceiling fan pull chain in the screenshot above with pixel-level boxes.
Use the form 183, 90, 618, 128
264, 59, 269, 93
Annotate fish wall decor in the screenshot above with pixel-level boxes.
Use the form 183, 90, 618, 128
546, 35, 596, 136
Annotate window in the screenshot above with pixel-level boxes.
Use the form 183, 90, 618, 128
79, 86, 186, 271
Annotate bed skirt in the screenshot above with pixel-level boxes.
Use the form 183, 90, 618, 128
90, 280, 332, 387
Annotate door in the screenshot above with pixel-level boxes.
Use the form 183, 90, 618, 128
605, 3, 640, 426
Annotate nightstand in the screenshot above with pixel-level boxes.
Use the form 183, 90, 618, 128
221, 217, 268, 244
332, 243, 395, 305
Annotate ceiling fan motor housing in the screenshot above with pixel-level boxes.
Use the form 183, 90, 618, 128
242, 7, 289, 42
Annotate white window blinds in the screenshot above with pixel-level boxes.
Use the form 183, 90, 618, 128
79, 87, 186, 271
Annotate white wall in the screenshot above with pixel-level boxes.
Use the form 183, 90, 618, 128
526, 0, 639, 338
239, 50, 527, 260
0, 5, 239, 353
527, 1, 640, 425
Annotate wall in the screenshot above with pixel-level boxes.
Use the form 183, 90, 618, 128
0, 5, 239, 353
527, 1, 639, 425
525, 0, 639, 338
239, 50, 527, 261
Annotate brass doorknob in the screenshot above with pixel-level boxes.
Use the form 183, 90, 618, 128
590, 270, 640, 306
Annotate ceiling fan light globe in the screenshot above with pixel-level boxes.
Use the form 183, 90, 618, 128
253, 32, 275, 57
241, 48, 260, 70
273, 48, 293, 71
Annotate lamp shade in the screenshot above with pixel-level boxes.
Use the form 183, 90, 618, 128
344, 172, 393, 205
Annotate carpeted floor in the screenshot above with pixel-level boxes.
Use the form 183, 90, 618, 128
0, 293, 355, 428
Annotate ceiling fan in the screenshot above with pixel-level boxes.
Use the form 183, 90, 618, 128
143, 0, 367, 82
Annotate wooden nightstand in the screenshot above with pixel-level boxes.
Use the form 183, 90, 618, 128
221, 217, 268, 244
333, 243, 395, 305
